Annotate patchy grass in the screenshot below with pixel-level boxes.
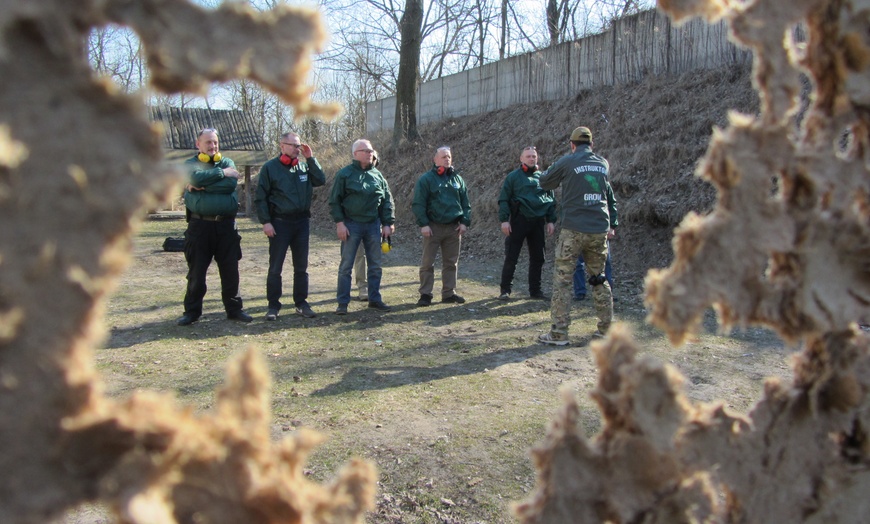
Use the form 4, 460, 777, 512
62, 217, 789, 523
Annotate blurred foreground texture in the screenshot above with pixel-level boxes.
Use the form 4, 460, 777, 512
0, 1, 372, 523
516, 0, 870, 522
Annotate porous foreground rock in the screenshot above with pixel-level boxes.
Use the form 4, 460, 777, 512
2, 0, 868, 523
515, 0, 870, 522
0, 1, 372, 523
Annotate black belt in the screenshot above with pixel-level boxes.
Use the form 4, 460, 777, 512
190, 213, 235, 222
273, 211, 310, 220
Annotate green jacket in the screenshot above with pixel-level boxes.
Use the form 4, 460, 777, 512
183, 155, 239, 216
254, 156, 326, 223
411, 167, 471, 227
329, 160, 395, 225
539, 145, 618, 234
497, 166, 556, 223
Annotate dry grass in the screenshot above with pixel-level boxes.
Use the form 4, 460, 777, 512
57, 214, 790, 523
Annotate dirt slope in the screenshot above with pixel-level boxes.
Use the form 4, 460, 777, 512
310, 63, 758, 289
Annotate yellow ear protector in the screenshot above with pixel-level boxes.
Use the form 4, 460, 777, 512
381, 235, 392, 253
198, 152, 222, 163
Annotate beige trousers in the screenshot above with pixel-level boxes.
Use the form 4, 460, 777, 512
419, 222, 462, 298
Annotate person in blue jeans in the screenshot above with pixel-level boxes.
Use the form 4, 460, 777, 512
574, 244, 614, 300
329, 139, 395, 315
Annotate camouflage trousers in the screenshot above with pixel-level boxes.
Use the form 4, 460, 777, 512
550, 229, 612, 335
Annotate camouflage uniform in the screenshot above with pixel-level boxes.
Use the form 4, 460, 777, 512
538, 128, 617, 343
551, 230, 611, 336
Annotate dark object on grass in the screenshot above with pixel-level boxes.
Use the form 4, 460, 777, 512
162, 237, 185, 252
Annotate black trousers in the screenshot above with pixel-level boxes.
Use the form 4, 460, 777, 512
182, 218, 243, 317
266, 216, 310, 311
499, 214, 546, 295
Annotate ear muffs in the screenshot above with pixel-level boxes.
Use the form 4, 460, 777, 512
436, 165, 453, 176
279, 154, 299, 167
198, 152, 222, 163
521, 163, 539, 173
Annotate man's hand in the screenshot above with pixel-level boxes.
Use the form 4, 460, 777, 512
420, 225, 432, 238
607, 228, 616, 240
382, 224, 394, 237
456, 223, 467, 236
186, 184, 204, 192
300, 143, 313, 159
500, 222, 511, 236
546, 223, 555, 236
263, 223, 276, 238
336, 221, 349, 241
222, 167, 241, 179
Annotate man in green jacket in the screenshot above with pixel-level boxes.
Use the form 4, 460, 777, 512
177, 128, 252, 326
254, 132, 326, 320
497, 146, 556, 301
329, 139, 395, 315
537, 126, 618, 345
411, 146, 471, 307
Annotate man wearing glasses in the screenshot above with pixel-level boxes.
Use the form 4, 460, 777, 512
497, 146, 556, 301
177, 128, 253, 326
329, 139, 395, 315
254, 132, 326, 320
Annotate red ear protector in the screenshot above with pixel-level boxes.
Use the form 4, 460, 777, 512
436, 165, 453, 176
198, 152, 222, 163
521, 163, 539, 173
279, 154, 299, 167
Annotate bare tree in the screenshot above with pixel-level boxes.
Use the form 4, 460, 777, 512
87, 25, 147, 92
546, 0, 577, 46
392, 0, 423, 146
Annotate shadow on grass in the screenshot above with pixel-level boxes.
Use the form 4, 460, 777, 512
307, 340, 569, 397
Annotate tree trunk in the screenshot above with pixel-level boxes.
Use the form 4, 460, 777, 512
499, 0, 507, 59
546, 0, 559, 46
392, 0, 423, 147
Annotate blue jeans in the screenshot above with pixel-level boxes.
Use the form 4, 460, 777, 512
267, 216, 310, 311
337, 219, 383, 304
573, 244, 613, 297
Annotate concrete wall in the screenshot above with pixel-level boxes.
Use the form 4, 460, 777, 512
365, 8, 752, 134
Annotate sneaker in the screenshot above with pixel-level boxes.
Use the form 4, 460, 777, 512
357, 293, 368, 302
416, 294, 433, 307
573, 294, 586, 301
227, 310, 253, 323
441, 294, 466, 304
529, 292, 549, 300
295, 304, 317, 318
368, 300, 392, 312
498, 292, 510, 301
265, 309, 278, 321
176, 314, 199, 326
538, 332, 570, 346
335, 303, 348, 315
592, 330, 607, 339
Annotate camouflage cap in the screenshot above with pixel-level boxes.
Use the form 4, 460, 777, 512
570, 126, 592, 142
